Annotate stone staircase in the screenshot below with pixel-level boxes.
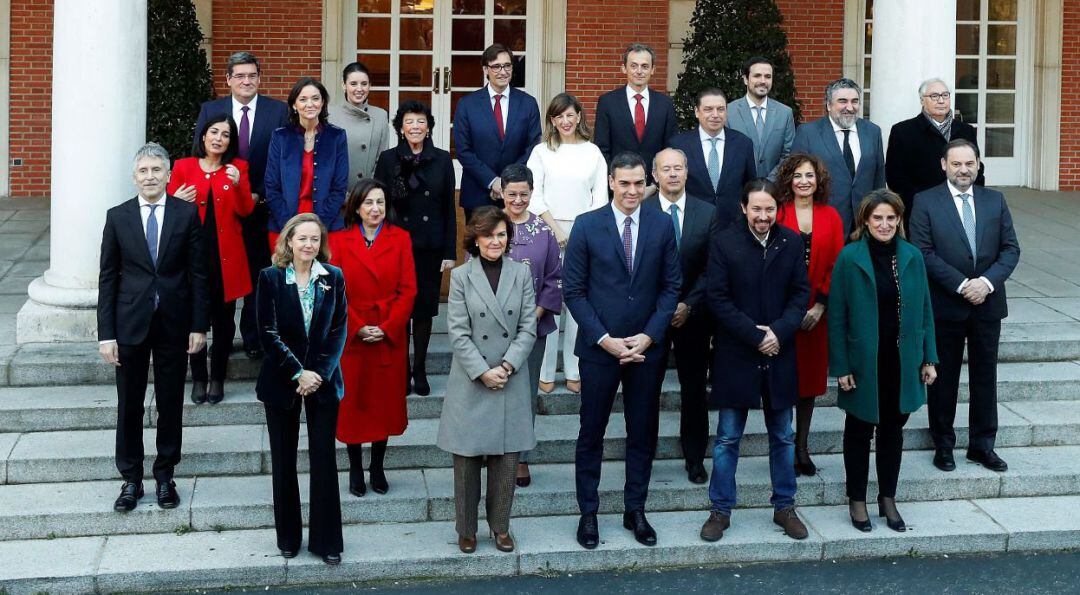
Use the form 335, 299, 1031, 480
3, 303, 1080, 593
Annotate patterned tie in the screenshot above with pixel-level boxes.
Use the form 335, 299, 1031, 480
842, 129, 856, 179
669, 204, 681, 248
622, 216, 634, 274
633, 93, 646, 142
146, 203, 159, 266
238, 105, 251, 160
494, 94, 506, 140
752, 105, 765, 141
960, 193, 977, 256
707, 137, 721, 190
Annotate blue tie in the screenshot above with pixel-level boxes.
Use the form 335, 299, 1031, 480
146, 203, 159, 267
669, 204, 681, 248
959, 193, 977, 256
707, 137, 721, 190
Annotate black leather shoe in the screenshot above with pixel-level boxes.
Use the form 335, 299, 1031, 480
622, 510, 657, 546
370, 468, 388, 494
113, 481, 143, 512
207, 380, 225, 404
576, 514, 599, 549
967, 449, 1008, 472
933, 448, 956, 472
685, 461, 708, 484
878, 496, 907, 532
156, 480, 180, 509
245, 346, 263, 360
280, 548, 298, 558
349, 480, 367, 497
323, 553, 341, 565
413, 371, 431, 396
189, 381, 208, 405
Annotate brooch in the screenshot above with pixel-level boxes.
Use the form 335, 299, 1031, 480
318, 281, 331, 292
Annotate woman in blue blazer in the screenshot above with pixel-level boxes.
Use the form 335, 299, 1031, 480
256, 213, 349, 565
264, 77, 350, 246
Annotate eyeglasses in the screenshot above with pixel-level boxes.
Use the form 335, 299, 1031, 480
229, 73, 260, 81
922, 92, 951, 102
486, 63, 513, 72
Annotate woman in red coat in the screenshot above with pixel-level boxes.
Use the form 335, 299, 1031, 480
331, 178, 417, 496
168, 113, 255, 404
775, 153, 844, 477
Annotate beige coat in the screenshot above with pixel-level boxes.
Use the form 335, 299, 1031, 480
437, 257, 538, 456
327, 101, 390, 189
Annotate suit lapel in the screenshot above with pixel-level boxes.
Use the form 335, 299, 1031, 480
466, 258, 511, 332
718, 129, 740, 191
311, 267, 328, 330
854, 120, 874, 181
155, 197, 181, 268
607, 211, 633, 279
816, 119, 848, 180
124, 199, 155, 269
631, 210, 650, 284
937, 185, 971, 246
972, 186, 993, 255
481, 87, 505, 147
684, 135, 710, 191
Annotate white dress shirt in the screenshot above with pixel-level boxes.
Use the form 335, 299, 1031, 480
139, 194, 166, 256
625, 85, 650, 126
487, 84, 509, 124
746, 95, 769, 125
232, 95, 259, 145
699, 126, 725, 179
660, 193, 686, 236
946, 181, 994, 294
829, 116, 861, 171
597, 201, 643, 345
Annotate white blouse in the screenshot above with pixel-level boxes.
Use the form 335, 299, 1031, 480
526, 141, 609, 221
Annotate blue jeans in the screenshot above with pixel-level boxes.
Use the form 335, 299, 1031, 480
708, 406, 796, 516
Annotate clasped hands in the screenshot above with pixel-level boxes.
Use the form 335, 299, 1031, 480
296, 369, 323, 396
358, 325, 385, 343
961, 278, 990, 305
601, 333, 653, 365
756, 325, 779, 357
480, 362, 514, 390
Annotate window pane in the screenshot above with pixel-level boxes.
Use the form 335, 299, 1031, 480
359, 0, 391, 13
864, 23, 873, 55
452, 18, 485, 51
451, 0, 484, 15
985, 127, 1014, 157
358, 53, 391, 86
400, 17, 434, 51
863, 57, 872, 89
358, 17, 391, 51
987, 59, 1016, 89
955, 93, 979, 124
989, 0, 1018, 20
988, 24, 1017, 55
956, 58, 979, 89
494, 19, 527, 53
400, 0, 433, 14
451, 54, 484, 88
398, 90, 433, 113
957, 0, 980, 20
368, 90, 390, 113
865, 0, 874, 20
511, 54, 526, 87
399, 54, 433, 88
986, 94, 1015, 124
956, 24, 980, 55
864, 93, 871, 121
496, 0, 527, 16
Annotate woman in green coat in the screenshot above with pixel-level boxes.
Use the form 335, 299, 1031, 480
828, 190, 938, 534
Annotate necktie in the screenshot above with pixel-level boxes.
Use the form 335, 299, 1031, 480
622, 216, 634, 274
146, 203, 159, 266
960, 193, 977, 256
633, 93, 646, 143
842, 129, 856, 179
707, 137, 721, 191
494, 94, 506, 141
669, 204, 681, 248
752, 105, 765, 140
238, 105, 251, 160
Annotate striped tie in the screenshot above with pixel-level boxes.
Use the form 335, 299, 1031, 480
622, 216, 633, 274
960, 193, 977, 256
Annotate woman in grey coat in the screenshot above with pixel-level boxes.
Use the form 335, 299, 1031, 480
437, 206, 537, 555
327, 62, 390, 189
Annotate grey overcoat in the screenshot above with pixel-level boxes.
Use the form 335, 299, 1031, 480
437, 257, 538, 456
327, 101, 390, 189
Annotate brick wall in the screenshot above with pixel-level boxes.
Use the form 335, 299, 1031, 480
7, 0, 53, 198
775, 0, 847, 121
564, 0, 670, 126
1061, 0, 1080, 190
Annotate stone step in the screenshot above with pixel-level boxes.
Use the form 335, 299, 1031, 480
4, 360, 1079, 432
4, 399, 1079, 484
0, 445, 1076, 541
2, 495, 1078, 593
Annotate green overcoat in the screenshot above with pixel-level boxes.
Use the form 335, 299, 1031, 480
827, 237, 939, 424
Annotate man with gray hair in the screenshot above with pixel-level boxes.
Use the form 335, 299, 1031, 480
887, 77, 985, 224
791, 78, 886, 235
98, 142, 209, 512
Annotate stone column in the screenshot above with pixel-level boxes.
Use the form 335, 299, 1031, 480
17, 0, 147, 343
870, 0, 956, 147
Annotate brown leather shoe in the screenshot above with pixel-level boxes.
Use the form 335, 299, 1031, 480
492, 530, 515, 552
700, 511, 730, 542
773, 506, 809, 540
458, 534, 477, 553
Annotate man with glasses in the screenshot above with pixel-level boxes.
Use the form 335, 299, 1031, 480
453, 43, 542, 222
886, 77, 984, 224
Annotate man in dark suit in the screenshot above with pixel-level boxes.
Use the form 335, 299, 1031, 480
98, 143, 210, 512
791, 78, 886, 236
452, 43, 542, 221
666, 88, 756, 230
887, 78, 985, 224
726, 56, 796, 179
193, 51, 289, 359
563, 151, 681, 549
644, 147, 717, 485
593, 43, 679, 189
909, 139, 1020, 473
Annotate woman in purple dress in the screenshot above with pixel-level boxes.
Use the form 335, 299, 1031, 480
499, 163, 562, 487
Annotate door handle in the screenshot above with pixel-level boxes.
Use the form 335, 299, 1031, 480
432, 68, 441, 94
443, 67, 451, 94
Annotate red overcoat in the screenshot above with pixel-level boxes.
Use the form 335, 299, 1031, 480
167, 157, 255, 302
777, 202, 844, 398
331, 225, 418, 444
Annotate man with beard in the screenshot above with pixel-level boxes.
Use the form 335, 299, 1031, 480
727, 56, 796, 179
791, 78, 885, 236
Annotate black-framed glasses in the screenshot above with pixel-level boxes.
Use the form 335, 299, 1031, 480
922, 92, 951, 102
486, 63, 513, 72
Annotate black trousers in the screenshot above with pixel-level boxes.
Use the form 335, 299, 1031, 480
115, 311, 188, 483
576, 357, 664, 515
666, 317, 710, 466
928, 317, 1001, 453
264, 394, 343, 556
239, 202, 271, 349
190, 297, 237, 382
843, 412, 910, 500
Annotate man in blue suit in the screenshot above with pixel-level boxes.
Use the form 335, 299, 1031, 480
563, 151, 682, 550
452, 43, 542, 222
726, 56, 796, 179
791, 78, 885, 237
193, 51, 289, 358
666, 88, 757, 231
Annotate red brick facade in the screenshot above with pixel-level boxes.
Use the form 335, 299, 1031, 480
7, 0, 53, 198
776, 0, 846, 121
1061, 1, 1080, 190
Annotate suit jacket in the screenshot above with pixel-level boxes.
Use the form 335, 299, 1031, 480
255, 263, 349, 408
593, 87, 679, 186
453, 86, 542, 210
97, 196, 210, 345
193, 95, 289, 196
562, 204, 682, 365
373, 139, 458, 259
264, 124, 350, 232
644, 194, 718, 311
667, 127, 757, 230
886, 113, 985, 214
908, 183, 1021, 322
727, 96, 796, 179
791, 117, 886, 236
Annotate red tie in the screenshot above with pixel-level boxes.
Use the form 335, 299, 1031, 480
633, 94, 646, 142
494, 94, 506, 140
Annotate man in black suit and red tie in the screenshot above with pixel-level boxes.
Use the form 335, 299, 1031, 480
593, 43, 679, 191
98, 143, 210, 512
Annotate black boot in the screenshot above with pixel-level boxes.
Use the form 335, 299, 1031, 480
794, 398, 817, 476
412, 317, 433, 396
369, 440, 389, 494
346, 444, 366, 497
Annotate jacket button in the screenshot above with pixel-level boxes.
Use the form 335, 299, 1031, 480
480, 312, 485, 317
482, 335, 488, 340
422, 215, 429, 222
361, 144, 367, 150
425, 191, 430, 196
502, 332, 508, 338
403, 216, 410, 222
507, 309, 513, 315
314, 162, 318, 167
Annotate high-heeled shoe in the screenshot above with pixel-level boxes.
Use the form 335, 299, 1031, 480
849, 500, 872, 532
369, 468, 388, 494
878, 496, 906, 532
565, 379, 581, 394
515, 462, 532, 487
349, 479, 366, 497
538, 381, 555, 394
413, 370, 431, 396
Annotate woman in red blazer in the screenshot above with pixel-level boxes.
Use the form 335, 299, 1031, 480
168, 113, 255, 404
331, 178, 417, 497
775, 153, 845, 477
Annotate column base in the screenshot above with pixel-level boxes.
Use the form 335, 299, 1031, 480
16, 276, 98, 343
